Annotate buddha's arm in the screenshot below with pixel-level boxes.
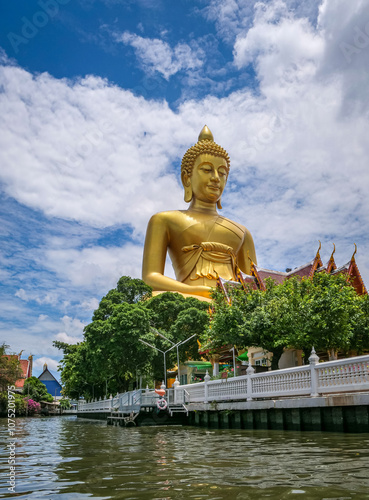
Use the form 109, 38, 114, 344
142, 213, 212, 298
237, 228, 257, 275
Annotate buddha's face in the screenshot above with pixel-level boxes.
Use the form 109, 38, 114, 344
186, 154, 228, 203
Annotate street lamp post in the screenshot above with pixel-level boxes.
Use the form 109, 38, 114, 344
140, 333, 197, 387
230, 347, 236, 377
151, 329, 196, 382
139, 339, 180, 387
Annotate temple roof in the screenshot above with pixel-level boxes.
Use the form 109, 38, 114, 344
219, 244, 367, 295
332, 246, 367, 295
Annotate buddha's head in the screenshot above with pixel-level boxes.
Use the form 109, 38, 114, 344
181, 126, 230, 209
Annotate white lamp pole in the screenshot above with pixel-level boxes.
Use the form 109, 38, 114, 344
151, 329, 197, 382
139, 339, 181, 387
230, 347, 236, 377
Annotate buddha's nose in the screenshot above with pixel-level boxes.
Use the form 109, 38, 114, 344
211, 171, 220, 182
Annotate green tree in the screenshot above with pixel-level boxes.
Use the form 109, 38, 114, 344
0, 392, 27, 417
92, 276, 152, 321
205, 273, 368, 370
55, 277, 156, 398
55, 279, 210, 398
84, 301, 155, 395
23, 377, 53, 402
144, 292, 210, 378
53, 342, 93, 400
59, 399, 71, 410
345, 290, 369, 355
0, 344, 24, 390
295, 272, 360, 358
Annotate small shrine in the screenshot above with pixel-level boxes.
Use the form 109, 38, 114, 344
38, 363, 62, 399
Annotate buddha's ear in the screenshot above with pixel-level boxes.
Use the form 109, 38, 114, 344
181, 171, 190, 187
181, 171, 193, 203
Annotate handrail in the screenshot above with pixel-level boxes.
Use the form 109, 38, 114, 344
179, 352, 369, 403
76, 353, 369, 413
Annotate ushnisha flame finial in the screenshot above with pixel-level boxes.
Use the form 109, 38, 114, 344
198, 125, 214, 142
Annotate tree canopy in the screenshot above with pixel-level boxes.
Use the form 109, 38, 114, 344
55, 278, 209, 399
23, 376, 53, 403
0, 344, 24, 390
203, 273, 369, 369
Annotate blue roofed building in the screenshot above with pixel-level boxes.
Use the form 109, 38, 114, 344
38, 363, 62, 400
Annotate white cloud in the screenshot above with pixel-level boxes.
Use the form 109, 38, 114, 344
0, 313, 86, 361
317, 0, 369, 113
80, 297, 100, 311
233, 2, 324, 81
60, 315, 86, 335
15, 288, 59, 306
0, 0, 369, 315
200, 0, 321, 43
117, 32, 204, 79
40, 242, 144, 291
55, 332, 82, 345
0, 60, 187, 233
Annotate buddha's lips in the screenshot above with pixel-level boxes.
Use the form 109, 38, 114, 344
207, 185, 220, 190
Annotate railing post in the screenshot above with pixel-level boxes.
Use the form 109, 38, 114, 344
173, 376, 180, 404
309, 346, 320, 397
246, 363, 255, 401
204, 370, 210, 403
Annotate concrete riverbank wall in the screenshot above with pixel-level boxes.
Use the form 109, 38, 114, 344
77, 408, 188, 426
76, 393, 369, 432
187, 393, 369, 433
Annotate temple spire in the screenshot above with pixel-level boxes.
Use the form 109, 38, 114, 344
351, 243, 357, 262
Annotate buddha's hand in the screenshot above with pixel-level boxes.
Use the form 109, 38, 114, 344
190, 285, 213, 299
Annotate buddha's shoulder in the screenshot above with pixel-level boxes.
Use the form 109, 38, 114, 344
148, 210, 188, 224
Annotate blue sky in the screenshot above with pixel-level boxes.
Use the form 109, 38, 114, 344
1, 0, 369, 378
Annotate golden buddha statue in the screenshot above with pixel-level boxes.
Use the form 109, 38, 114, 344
142, 126, 257, 300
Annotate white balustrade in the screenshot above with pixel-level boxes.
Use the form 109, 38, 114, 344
177, 352, 369, 404
76, 353, 369, 413
317, 356, 369, 394
78, 398, 113, 412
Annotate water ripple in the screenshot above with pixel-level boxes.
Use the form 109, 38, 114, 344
0, 417, 369, 499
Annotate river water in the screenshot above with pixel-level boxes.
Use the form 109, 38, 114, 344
1, 416, 369, 500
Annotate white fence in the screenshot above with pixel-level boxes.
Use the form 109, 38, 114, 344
178, 351, 369, 404
77, 388, 177, 413
77, 351, 369, 413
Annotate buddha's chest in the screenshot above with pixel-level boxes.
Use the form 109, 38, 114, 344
169, 214, 244, 253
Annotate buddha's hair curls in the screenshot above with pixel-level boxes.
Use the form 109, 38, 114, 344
181, 139, 230, 177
